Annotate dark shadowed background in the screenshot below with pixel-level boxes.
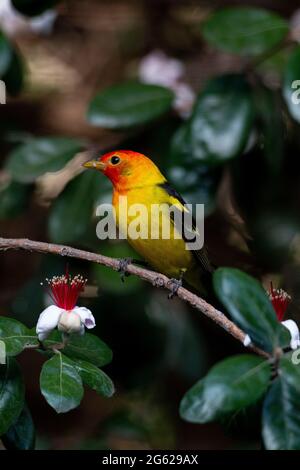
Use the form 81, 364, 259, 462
1, 0, 300, 450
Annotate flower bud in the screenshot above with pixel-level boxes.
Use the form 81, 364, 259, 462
58, 311, 82, 334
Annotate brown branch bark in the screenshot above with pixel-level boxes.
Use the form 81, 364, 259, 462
0, 237, 269, 358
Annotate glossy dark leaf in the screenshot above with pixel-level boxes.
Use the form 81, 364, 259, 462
176, 75, 253, 165
0, 316, 39, 356
0, 32, 13, 76
0, 32, 23, 95
74, 360, 115, 397
213, 268, 281, 352
2, 49, 24, 96
40, 353, 84, 413
44, 331, 113, 367
87, 82, 174, 129
6, 137, 82, 183
169, 120, 191, 163
1, 403, 35, 450
0, 358, 25, 435
202, 7, 288, 55
283, 46, 300, 123
166, 164, 222, 215
11, 0, 60, 16
262, 355, 300, 450
180, 355, 270, 423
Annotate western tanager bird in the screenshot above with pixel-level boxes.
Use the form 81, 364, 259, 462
83, 150, 213, 294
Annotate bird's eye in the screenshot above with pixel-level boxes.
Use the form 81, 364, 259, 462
110, 155, 120, 165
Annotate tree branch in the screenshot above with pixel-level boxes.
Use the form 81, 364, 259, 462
0, 237, 269, 358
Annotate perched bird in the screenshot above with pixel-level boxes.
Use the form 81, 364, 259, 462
83, 150, 214, 294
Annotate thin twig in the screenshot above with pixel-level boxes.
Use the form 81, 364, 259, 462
0, 237, 269, 358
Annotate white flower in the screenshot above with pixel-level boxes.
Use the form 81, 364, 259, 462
282, 320, 300, 350
36, 272, 95, 341
36, 305, 96, 341
138, 50, 195, 118
139, 50, 184, 88
173, 82, 196, 118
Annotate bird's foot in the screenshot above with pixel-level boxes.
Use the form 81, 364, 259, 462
117, 258, 132, 282
118, 258, 149, 282
153, 276, 165, 288
167, 277, 183, 299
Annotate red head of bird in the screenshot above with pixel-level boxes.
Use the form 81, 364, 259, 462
83, 150, 165, 192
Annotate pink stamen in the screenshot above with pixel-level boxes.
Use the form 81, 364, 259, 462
268, 282, 291, 322
42, 270, 87, 311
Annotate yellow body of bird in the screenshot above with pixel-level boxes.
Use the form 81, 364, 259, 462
83, 150, 213, 293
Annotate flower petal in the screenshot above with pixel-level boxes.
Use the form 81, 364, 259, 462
73, 306, 96, 329
282, 319, 300, 350
36, 305, 63, 341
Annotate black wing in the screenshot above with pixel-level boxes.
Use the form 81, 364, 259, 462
158, 182, 214, 274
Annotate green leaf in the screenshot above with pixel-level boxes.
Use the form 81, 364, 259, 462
0, 317, 39, 356
1, 403, 35, 450
2, 49, 24, 96
0, 32, 13, 76
184, 75, 253, 165
74, 360, 115, 398
166, 163, 222, 215
202, 7, 288, 55
283, 46, 300, 123
0, 32, 23, 95
262, 355, 300, 450
0, 358, 25, 435
6, 137, 82, 183
48, 171, 98, 244
40, 353, 84, 413
44, 331, 113, 367
168, 120, 222, 213
87, 82, 174, 129
213, 268, 280, 352
0, 181, 30, 219
180, 355, 270, 423
11, 0, 60, 16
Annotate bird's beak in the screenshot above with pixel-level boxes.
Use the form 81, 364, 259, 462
82, 160, 106, 171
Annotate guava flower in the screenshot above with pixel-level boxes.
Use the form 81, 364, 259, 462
268, 283, 300, 350
36, 272, 95, 341
268, 282, 291, 322
244, 283, 300, 350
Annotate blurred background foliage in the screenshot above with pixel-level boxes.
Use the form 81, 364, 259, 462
1, 0, 300, 450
